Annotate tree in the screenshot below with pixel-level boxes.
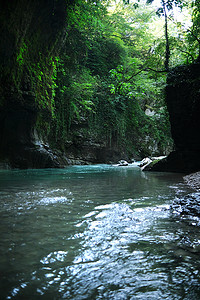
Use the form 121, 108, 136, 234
50, 0, 175, 156
188, 0, 200, 60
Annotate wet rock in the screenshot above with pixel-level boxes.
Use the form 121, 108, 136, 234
9, 145, 70, 169
171, 193, 200, 218
184, 172, 200, 191
139, 157, 152, 170
148, 150, 200, 173
0, 109, 72, 169
140, 156, 166, 171
118, 160, 129, 166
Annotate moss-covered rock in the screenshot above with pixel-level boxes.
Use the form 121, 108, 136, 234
0, 0, 70, 168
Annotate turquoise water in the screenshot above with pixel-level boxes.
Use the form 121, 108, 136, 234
0, 164, 200, 299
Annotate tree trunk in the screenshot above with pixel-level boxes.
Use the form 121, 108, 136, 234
162, 0, 170, 71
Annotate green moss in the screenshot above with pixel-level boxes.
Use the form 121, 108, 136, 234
28, 55, 58, 115
17, 42, 28, 66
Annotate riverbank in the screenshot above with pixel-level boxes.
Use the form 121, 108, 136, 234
184, 171, 200, 192
170, 171, 200, 221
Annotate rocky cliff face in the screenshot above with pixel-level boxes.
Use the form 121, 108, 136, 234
0, 0, 70, 168
151, 63, 200, 173
57, 119, 138, 165
0, 108, 68, 168
0, 0, 134, 168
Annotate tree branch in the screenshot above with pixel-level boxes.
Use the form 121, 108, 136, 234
125, 69, 144, 82
145, 67, 168, 73
187, 27, 200, 44
177, 48, 195, 63
116, 67, 167, 92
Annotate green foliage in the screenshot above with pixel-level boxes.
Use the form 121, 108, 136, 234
187, 0, 200, 60
17, 42, 28, 66
47, 0, 175, 156
0, 0, 72, 113
30, 55, 58, 115
13, 40, 59, 116
87, 36, 128, 75
52, 62, 99, 144
6, 0, 197, 157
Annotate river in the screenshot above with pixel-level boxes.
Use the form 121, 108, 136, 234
0, 164, 200, 299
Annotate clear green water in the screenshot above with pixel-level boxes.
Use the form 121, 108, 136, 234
0, 164, 200, 299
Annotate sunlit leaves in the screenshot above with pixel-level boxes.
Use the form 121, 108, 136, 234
53, 0, 195, 152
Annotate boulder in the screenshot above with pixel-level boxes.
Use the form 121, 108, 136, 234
139, 157, 152, 170
148, 150, 200, 173
139, 156, 166, 171
149, 63, 200, 173
118, 160, 129, 166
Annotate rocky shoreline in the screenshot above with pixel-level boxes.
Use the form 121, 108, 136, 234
170, 171, 200, 222
139, 157, 200, 221
183, 171, 200, 192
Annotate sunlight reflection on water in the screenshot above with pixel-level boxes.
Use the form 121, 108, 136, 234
0, 165, 200, 299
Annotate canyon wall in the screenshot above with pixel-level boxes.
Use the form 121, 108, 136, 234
151, 63, 200, 173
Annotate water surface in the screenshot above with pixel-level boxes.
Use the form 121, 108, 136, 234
0, 164, 200, 299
